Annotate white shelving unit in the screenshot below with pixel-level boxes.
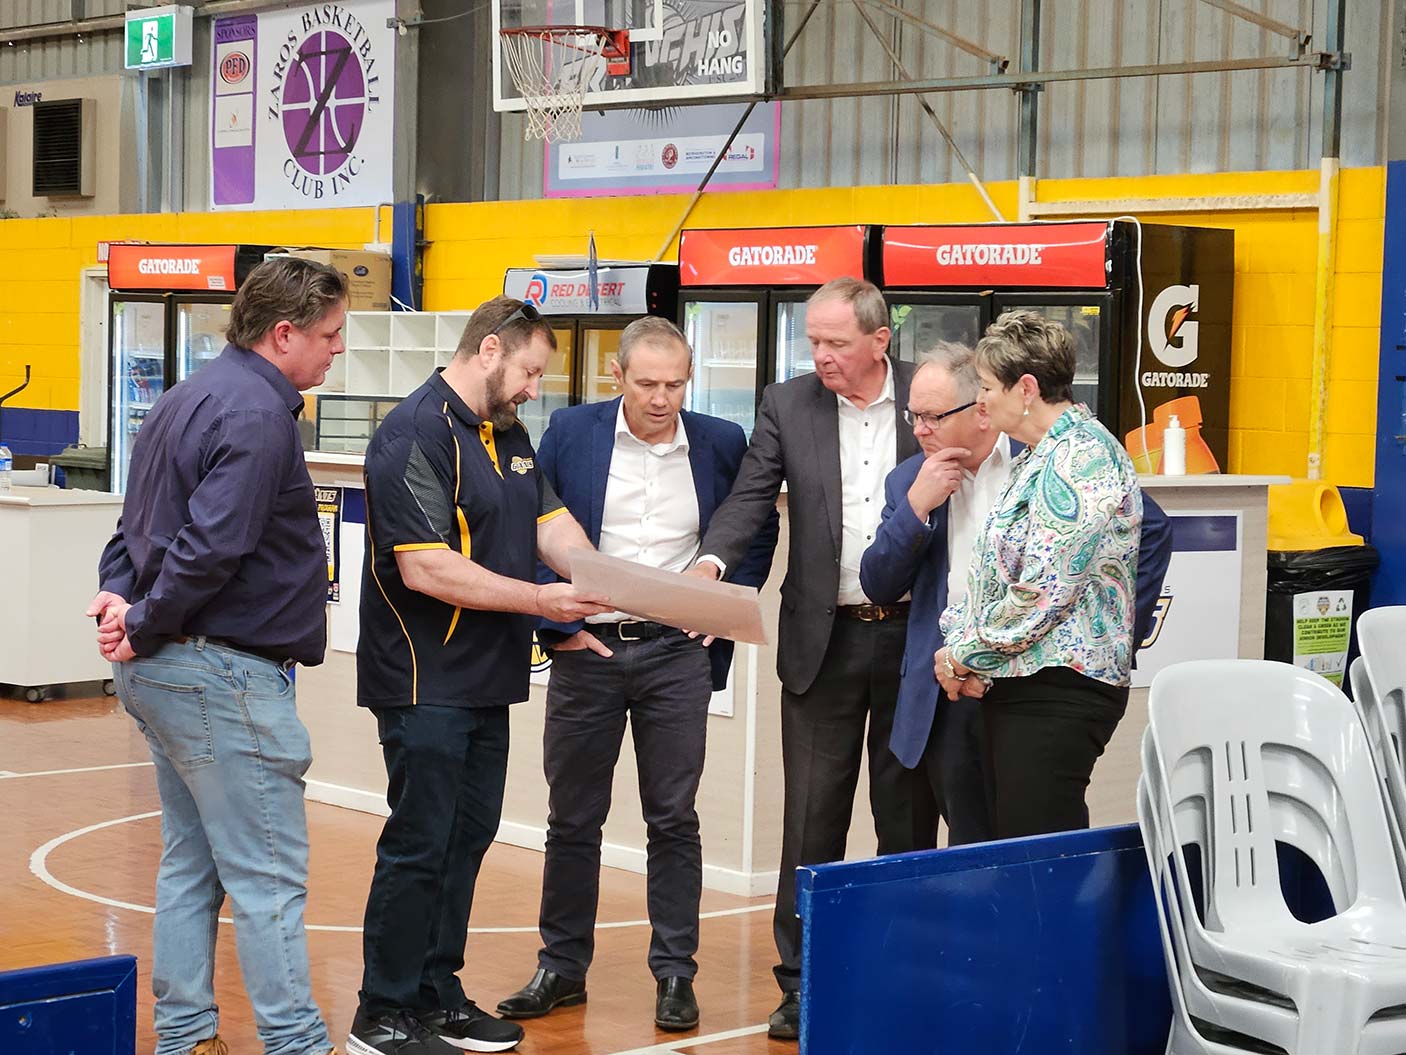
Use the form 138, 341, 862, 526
315, 310, 473, 397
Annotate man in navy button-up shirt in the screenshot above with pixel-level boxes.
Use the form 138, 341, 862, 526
88, 256, 348, 1055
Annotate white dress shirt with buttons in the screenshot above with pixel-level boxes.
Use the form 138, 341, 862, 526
945, 436, 1013, 605
836, 359, 897, 606
588, 401, 702, 624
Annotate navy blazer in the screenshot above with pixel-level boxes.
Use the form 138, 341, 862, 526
535, 398, 779, 691
860, 443, 1172, 768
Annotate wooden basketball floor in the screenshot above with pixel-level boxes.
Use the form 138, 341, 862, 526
0, 689, 794, 1055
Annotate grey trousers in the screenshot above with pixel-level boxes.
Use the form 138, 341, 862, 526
536, 630, 712, 982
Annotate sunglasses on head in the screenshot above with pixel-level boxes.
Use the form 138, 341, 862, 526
491, 302, 544, 335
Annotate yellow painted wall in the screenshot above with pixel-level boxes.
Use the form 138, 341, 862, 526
0, 207, 387, 414
0, 170, 1385, 485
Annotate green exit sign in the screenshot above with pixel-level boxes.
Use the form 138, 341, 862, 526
125, 5, 194, 71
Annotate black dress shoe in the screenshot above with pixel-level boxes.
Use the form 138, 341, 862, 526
495, 968, 587, 1019
768, 991, 800, 1040
654, 977, 699, 1031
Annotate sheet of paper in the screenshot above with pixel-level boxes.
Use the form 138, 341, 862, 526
568, 549, 768, 646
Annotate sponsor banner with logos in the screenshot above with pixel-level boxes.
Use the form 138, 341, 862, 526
107, 244, 238, 291
882, 222, 1110, 288
504, 267, 651, 315
1131, 512, 1241, 689
210, 0, 394, 210
680, 225, 868, 286
544, 103, 779, 198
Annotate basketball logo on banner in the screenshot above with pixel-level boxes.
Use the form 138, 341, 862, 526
266, 4, 386, 201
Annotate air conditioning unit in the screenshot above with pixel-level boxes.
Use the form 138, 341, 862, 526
32, 97, 95, 198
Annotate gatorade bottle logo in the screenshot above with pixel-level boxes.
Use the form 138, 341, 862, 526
1148, 284, 1199, 368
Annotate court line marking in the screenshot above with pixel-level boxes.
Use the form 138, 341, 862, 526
0, 761, 154, 780
30, 810, 775, 934
606, 1023, 770, 1055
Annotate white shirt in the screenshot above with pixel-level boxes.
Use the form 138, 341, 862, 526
589, 402, 701, 624
945, 436, 1014, 604
836, 360, 897, 605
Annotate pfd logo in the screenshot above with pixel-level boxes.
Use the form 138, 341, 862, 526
524, 273, 550, 308
510, 455, 534, 475
1148, 284, 1199, 368
220, 51, 251, 85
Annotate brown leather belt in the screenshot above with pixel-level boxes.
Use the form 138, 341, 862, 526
837, 603, 910, 622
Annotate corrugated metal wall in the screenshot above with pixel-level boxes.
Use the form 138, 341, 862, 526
497, 0, 1387, 199
0, 0, 126, 83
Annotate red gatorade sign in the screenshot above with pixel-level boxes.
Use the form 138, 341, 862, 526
108, 244, 239, 291
882, 222, 1110, 288
680, 226, 868, 286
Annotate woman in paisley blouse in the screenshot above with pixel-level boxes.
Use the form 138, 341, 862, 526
934, 309, 1142, 840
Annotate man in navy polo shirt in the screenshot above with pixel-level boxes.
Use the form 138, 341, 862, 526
350, 297, 612, 1055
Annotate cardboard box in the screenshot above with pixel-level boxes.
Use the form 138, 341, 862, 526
272, 248, 391, 311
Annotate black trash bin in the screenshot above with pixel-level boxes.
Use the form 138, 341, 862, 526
1265, 544, 1379, 690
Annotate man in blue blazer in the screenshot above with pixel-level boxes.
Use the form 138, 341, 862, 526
497, 317, 777, 1032
861, 344, 1171, 846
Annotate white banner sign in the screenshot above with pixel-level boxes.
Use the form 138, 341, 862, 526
1132, 512, 1242, 688
210, 0, 395, 210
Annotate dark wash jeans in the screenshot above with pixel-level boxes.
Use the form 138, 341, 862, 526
359, 703, 510, 1016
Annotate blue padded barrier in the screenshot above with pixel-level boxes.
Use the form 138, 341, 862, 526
0, 955, 137, 1055
797, 824, 1171, 1055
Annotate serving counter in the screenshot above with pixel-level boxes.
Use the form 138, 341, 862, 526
0, 486, 124, 698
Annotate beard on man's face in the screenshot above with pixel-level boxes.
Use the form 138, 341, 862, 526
485, 363, 525, 431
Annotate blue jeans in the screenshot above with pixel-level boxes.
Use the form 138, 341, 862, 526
114, 638, 331, 1055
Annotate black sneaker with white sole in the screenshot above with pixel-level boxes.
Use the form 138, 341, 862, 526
421, 1003, 524, 1053
346, 1009, 461, 1055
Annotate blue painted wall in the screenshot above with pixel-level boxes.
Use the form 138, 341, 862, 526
0, 408, 80, 458
1373, 160, 1406, 605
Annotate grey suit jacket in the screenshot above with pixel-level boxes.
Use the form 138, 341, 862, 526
698, 358, 919, 695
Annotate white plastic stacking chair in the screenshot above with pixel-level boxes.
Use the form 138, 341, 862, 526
1355, 607, 1406, 869
1145, 659, 1406, 1055
1138, 737, 1300, 1055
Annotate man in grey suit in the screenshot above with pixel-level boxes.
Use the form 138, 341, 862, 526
688, 277, 931, 1039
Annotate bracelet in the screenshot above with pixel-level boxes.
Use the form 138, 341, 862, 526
940, 651, 957, 679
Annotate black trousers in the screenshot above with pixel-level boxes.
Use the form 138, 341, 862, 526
917, 693, 994, 847
360, 704, 510, 1016
981, 666, 1128, 840
773, 616, 936, 992
537, 631, 712, 982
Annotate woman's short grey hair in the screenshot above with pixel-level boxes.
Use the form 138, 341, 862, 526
809, 276, 889, 335
975, 309, 1076, 404
618, 315, 692, 373
917, 341, 979, 402
226, 256, 348, 349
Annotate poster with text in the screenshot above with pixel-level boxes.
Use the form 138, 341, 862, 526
545, 102, 779, 198
1291, 589, 1353, 686
211, 0, 395, 210
316, 485, 343, 603
1132, 513, 1242, 689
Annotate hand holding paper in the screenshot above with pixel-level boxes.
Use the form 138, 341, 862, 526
568, 549, 768, 646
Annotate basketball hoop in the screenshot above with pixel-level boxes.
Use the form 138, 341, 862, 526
499, 26, 630, 142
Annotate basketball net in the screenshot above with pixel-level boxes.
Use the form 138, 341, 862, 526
500, 28, 613, 142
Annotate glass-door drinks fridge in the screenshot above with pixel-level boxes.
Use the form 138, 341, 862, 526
106, 244, 274, 492
503, 262, 680, 440
878, 221, 1234, 471
677, 225, 876, 436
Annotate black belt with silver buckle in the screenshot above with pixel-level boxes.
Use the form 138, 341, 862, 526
837, 603, 910, 622
591, 620, 674, 641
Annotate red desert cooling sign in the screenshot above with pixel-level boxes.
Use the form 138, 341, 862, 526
680, 226, 867, 286
882, 222, 1110, 288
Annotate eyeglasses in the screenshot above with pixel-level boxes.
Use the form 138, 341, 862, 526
490, 302, 544, 335
904, 401, 976, 429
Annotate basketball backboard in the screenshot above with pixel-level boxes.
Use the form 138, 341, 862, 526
491, 0, 767, 113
